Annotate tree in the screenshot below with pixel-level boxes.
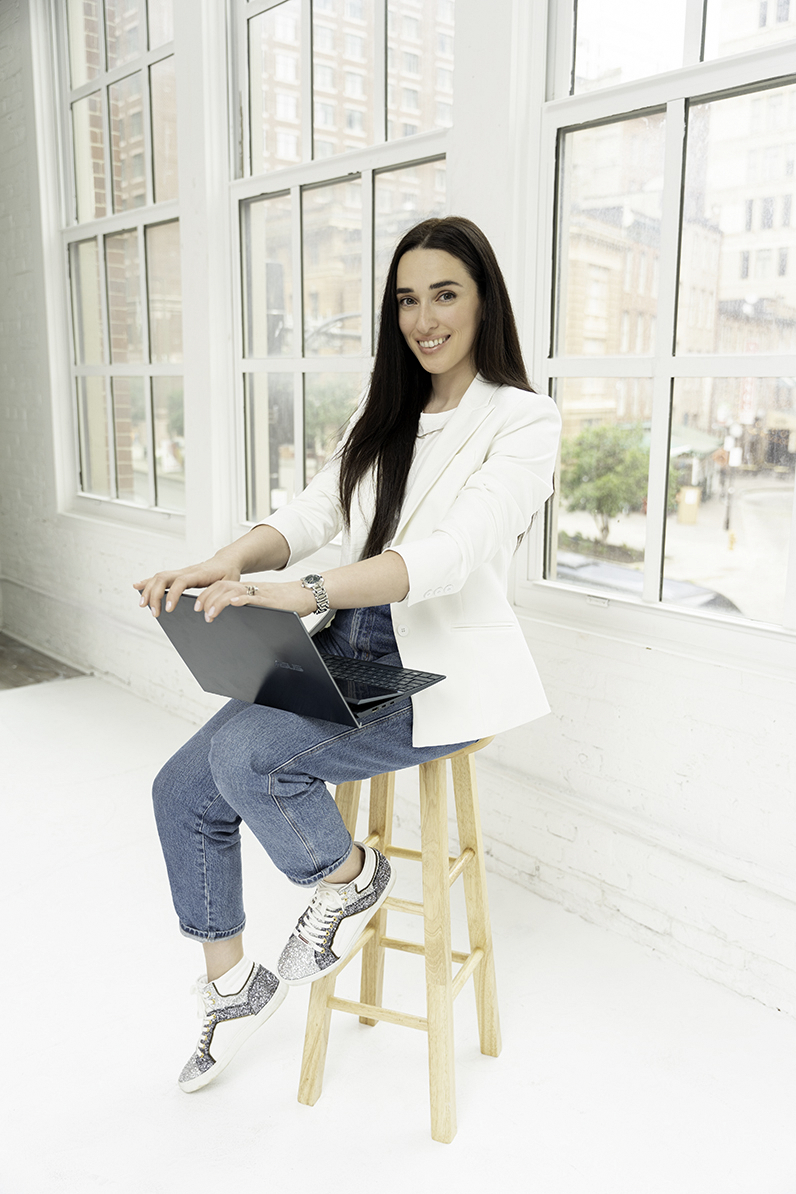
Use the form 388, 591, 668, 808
560, 423, 654, 543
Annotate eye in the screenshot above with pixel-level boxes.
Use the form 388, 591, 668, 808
397, 295, 416, 307
437, 291, 456, 302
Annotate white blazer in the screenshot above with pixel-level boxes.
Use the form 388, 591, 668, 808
264, 375, 562, 747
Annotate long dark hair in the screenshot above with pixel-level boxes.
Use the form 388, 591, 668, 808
338, 216, 534, 559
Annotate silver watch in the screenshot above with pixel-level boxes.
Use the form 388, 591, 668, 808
300, 573, 330, 614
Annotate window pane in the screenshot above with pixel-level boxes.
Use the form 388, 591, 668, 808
77, 376, 111, 496
556, 114, 666, 355
72, 93, 107, 222
249, 1, 302, 174
573, 0, 687, 93
112, 376, 149, 503
704, 0, 796, 59
302, 180, 362, 355
152, 376, 184, 509
146, 219, 182, 362
147, 0, 174, 47
677, 88, 796, 354
551, 378, 655, 595
245, 373, 295, 520
67, 0, 102, 88
109, 71, 146, 212
105, 229, 142, 362
304, 372, 363, 481
242, 192, 294, 357
664, 378, 795, 624
313, 2, 376, 156
105, 0, 142, 71
374, 159, 447, 325
69, 238, 105, 364
387, 0, 455, 141
150, 56, 178, 203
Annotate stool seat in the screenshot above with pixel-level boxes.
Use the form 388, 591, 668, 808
297, 736, 501, 1143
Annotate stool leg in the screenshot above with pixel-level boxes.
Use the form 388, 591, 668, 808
359, 771, 395, 1025
419, 757, 457, 1144
450, 753, 502, 1058
298, 780, 363, 1106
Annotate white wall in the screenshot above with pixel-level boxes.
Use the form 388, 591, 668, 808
1, 0, 794, 1019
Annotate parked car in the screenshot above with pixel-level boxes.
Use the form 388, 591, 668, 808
553, 552, 742, 613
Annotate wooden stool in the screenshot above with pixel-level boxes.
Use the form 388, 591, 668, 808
297, 737, 501, 1143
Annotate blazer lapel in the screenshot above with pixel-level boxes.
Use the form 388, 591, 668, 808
393, 375, 498, 538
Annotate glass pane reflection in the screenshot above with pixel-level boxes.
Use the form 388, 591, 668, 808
67, 0, 102, 89
677, 87, 796, 354
245, 373, 295, 521
152, 376, 185, 510
304, 372, 363, 482
106, 228, 142, 362
242, 192, 293, 357
573, 0, 687, 93
249, 1, 302, 174
105, 0, 142, 71
70, 238, 105, 364
150, 56, 178, 203
556, 114, 666, 355
664, 378, 795, 624
146, 220, 183, 362
302, 180, 362, 355
387, 0, 454, 141
109, 71, 146, 213
72, 93, 107, 222
77, 376, 111, 496
552, 378, 654, 594
112, 376, 149, 504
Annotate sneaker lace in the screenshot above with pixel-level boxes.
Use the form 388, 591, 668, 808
296, 883, 348, 950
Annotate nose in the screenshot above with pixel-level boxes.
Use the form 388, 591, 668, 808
415, 301, 437, 334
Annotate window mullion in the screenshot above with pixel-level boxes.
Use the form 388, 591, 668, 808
292, 183, 305, 494
96, 232, 119, 498
301, 0, 313, 163
142, 62, 155, 208
643, 97, 686, 604
547, 0, 575, 101
361, 167, 374, 357
683, 0, 707, 67
238, 1, 251, 177
373, 0, 387, 142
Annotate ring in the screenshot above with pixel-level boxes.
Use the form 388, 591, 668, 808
245, 584, 258, 597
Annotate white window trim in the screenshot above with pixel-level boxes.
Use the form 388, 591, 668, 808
510, 0, 796, 672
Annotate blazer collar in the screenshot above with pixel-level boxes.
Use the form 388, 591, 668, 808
393, 374, 499, 537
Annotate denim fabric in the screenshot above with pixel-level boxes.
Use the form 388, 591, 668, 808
153, 604, 474, 941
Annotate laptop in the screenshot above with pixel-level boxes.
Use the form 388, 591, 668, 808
155, 592, 445, 728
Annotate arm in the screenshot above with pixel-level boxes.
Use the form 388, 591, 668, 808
134, 523, 291, 618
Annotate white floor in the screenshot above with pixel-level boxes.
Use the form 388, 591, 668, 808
3, 675, 796, 1193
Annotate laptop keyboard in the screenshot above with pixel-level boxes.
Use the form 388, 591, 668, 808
321, 654, 443, 695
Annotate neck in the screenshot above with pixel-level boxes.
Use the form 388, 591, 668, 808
425, 364, 477, 413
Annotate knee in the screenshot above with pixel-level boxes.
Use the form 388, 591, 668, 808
207, 721, 253, 799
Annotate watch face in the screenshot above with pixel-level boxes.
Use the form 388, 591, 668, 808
303, 574, 322, 585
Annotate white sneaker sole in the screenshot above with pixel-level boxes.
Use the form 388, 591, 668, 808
280, 866, 396, 987
179, 979, 288, 1093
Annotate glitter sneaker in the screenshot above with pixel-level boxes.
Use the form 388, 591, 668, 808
178, 961, 287, 1092
277, 844, 395, 985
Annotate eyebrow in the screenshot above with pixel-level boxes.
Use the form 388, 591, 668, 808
395, 279, 463, 294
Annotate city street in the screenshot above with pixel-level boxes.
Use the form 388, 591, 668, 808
557, 472, 795, 624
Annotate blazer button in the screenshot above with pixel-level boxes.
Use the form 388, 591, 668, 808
397, 625, 409, 636
434, 587, 443, 596
424, 589, 433, 598
444, 585, 453, 593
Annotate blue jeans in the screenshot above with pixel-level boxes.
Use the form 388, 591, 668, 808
153, 605, 473, 941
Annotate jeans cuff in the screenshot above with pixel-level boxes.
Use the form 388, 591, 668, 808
178, 916, 247, 943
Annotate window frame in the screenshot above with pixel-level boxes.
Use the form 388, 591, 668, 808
513, 4, 796, 648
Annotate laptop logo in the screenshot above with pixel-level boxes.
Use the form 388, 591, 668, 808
275, 660, 304, 672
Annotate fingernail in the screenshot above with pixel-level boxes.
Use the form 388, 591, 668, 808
165, 600, 172, 611
194, 599, 201, 611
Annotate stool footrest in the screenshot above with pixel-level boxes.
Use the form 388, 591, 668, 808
451, 946, 484, 1000
327, 995, 428, 1032
381, 934, 469, 967
385, 895, 424, 917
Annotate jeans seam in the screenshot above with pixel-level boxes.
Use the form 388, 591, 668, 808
197, 792, 235, 936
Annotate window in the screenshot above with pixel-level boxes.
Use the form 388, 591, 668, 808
60, 0, 183, 512
537, 4, 796, 632
777, 0, 790, 20
760, 0, 769, 24
234, 1, 452, 522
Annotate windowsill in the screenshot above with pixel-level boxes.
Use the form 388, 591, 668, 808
62, 494, 187, 537
515, 578, 796, 679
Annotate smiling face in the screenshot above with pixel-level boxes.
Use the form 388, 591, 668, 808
396, 248, 482, 409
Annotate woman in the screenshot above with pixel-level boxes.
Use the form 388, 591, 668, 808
135, 216, 561, 1093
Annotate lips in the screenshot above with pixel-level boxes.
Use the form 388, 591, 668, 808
416, 335, 450, 351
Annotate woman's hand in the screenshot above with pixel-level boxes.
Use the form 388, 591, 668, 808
134, 560, 243, 618
194, 579, 316, 622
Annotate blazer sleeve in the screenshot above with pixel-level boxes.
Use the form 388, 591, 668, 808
390, 394, 561, 607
